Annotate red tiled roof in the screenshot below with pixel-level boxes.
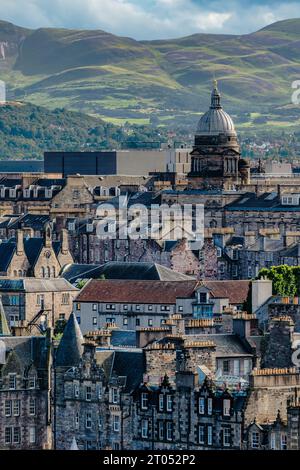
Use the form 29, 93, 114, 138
76, 279, 198, 304
202, 280, 250, 304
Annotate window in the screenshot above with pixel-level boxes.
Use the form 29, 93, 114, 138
106, 304, 115, 310
223, 360, 230, 374
85, 412, 92, 429
28, 375, 36, 389
270, 433, 276, 450
232, 265, 238, 277
8, 374, 16, 390
29, 427, 36, 444
141, 392, 148, 410
141, 419, 149, 439
5, 427, 12, 445
166, 422, 173, 441
37, 294, 45, 307
75, 412, 79, 429
92, 317, 97, 326
123, 305, 128, 311
252, 431, 260, 449
199, 397, 205, 414
207, 425, 213, 446
158, 421, 164, 440
97, 384, 102, 400
166, 395, 172, 412
5, 400, 12, 417
148, 319, 153, 327
76, 303, 81, 311
59, 313, 65, 321
161, 305, 170, 311
123, 317, 128, 326
112, 388, 119, 404
136, 305, 141, 311
62, 293, 70, 305
92, 304, 97, 311
223, 427, 231, 447
248, 266, 252, 278
233, 360, 240, 376
98, 415, 103, 429
113, 415, 120, 432
199, 292, 207, 303
136, 319, 140, 327
148, 305, 153, 311
29, 398, 36, 416
281, 434, 287, 450
223, 399, 231, 416
199, 425, 205, 444
207, 398, 213, 415
178, 306, 183, 312
76, 317, 81, 324
13, 400, 20, 417
86, 386, 92, 401
159, 394, 164, 411
13, 427, 21, 444
74, 382, 79, 398
244, 359, 251, 375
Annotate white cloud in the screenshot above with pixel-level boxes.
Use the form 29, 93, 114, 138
0, 0, 299, 39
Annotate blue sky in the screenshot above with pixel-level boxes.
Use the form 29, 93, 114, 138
1, 0, 300, 39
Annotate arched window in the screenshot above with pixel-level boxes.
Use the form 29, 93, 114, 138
13, 270, 17, 277
41, 267, 45, 278
46, 267, 51, 278
18, 270, 22, 277
52, 266, 56, 277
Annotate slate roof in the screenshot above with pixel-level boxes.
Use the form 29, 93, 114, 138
55, 313, 84, 367
191, 334, 253, 357
0, 336, 49, 372
0, 278, 77, 293
202, 280, 250, 305
95, 349, 145, 392
76, 279, 198, 304
226, 192, 300, 212
0, 236, 63, 271
8, 214, 50, 230
0, 242, 16, 272
60, 261, 194, 284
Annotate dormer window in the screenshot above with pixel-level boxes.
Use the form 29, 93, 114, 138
141, 392, 148, 410
223, 399, 231, 416
23, 189, 30, 198
8, 374, 16, 390
28, 375, 36, 389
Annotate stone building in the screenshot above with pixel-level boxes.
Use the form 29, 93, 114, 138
188, 81, 250, 191
0, 225, 73, 278
55, 313, 144, 450
0, 328, 52, 449
0, 278, 78, 333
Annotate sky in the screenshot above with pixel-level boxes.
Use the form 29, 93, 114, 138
1, 0, 300, 39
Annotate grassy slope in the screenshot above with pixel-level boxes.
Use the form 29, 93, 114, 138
1, 19, 300, 128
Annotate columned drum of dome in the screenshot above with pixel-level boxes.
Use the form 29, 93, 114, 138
188, 81, 249, 189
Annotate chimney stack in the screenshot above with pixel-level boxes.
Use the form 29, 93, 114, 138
16, 229, 24, 255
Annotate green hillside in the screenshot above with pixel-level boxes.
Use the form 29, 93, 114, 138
1, 19, 300, 128
0, 102, 168, 159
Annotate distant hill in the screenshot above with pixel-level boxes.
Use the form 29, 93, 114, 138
0, 102, 167, 159
1, 19, 300, 129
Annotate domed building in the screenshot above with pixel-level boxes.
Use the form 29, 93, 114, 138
188, 81, 249, 189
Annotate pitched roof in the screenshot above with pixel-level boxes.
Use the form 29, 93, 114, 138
201, 280, 250, 304
77, 279, 198, 304
60, 262, 193, 284
0, 278, 77, 292
0, 241, 16, 272
55, 313, 84, 367
95, 349, 144, 392
0, 295, 10, 336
